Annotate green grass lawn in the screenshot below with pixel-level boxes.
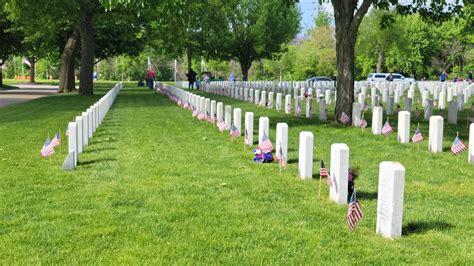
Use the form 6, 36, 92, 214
0, 82, 472, 263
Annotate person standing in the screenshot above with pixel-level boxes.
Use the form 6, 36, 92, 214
229, 72, 236, 82
186, 68, 197, 89
146, 69, 156, 89
386, 73, 393, 82
440, 71, 447, 82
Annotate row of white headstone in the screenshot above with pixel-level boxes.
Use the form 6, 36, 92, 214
161, 83, 407, 239
62, 82, 122, 170
198, 81, 474, 164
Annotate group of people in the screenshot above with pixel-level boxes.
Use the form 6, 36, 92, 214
440, 70, 472, 83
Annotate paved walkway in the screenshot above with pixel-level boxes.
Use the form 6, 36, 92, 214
0, 84, 58, 107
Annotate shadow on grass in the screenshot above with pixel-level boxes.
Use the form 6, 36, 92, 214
357, 191, 378, 200
79, 157, 117, 166
402, 221, 454, 235
84, 147, 117, 153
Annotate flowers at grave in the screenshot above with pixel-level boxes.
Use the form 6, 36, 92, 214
253, 148, 274, 163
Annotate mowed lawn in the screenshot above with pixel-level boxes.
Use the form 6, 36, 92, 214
0, 82, 472, 264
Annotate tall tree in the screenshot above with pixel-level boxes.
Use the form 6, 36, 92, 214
0, 1, 23, 87
219, 0, 300, 81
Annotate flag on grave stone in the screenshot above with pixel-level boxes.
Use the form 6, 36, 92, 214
230, 124, 240, 139
276, 143, 286, 168
206, 112, 215, 123
412, 127, 423, 144
320, 160, 331, 186
340, 112, 350, 124
382, 121, 393, 136
197, 112, 205, 121
49, 132, 61, 148
363, 103, 369, 112
360, 118, 368, 129
217, 120, 226, 133
40, 137, 55, 158
347, 189, 363, 231
245, 129, 251, 145
451, 136, 467, 155
296, 104, 302, 115
258, 133, 273, 153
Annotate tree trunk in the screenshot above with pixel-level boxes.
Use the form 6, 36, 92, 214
376, 49, 384, 73
59, 31, 79, 93
79, 11, 95, 96
29, 59, 35, 83
332, 0, 372, 123
187, 46, 192, 72
0, 64, 3, 88
240, 61, 252, 81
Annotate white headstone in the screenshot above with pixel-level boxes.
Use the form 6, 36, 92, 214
276, 93, 282, 111
306, 98, 313, 118
285, 95, 292, 114
319, 98, 327, 121
428, 116, 444, 153
276, 123, 288, 165
245, 112, 254, 145
233, 108, 241, 136
329, 143, 349, 205
387, 96, 394, 116
210, 100, 216, 120
469, 123, 474, 164
404, 98, 412, 112
258, 117, 270, 144
439, 91, 446, 110
424, 99, 433, 120
325, 90, 331, 105
352, 103, 362, 127
81, 112, 89, 146
255, 90, 260, 105
298, 131, 314, 180
372, 106, 383, 135
376, 161, 405, 239
397, 111, 410, 143
225, 105, 232, 130
87, 109, 93, 138
217, 102, 223, 122
261, 91, 267, 106
67, 122, 78, 167
268, 92, 274, 109
448, 101, 458, 125
75, 116, 83, 154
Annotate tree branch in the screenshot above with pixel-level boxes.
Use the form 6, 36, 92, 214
350, 0, 373, 32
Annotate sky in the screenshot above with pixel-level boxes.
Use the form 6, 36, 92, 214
298, 1, 333, 36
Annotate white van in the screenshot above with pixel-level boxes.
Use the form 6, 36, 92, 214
367, 73, 415, 83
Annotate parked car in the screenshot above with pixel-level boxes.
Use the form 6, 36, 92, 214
367, 73, 415, 83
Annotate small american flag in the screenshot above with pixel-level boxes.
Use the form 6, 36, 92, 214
296, 105, 301, 115
197, 112, 205, 121
258, 133, 273, 152
451, 136, 467, 155
276, 143, 286, 168
340, 112, 350, 124
347, 190, 363, 231
217, 120, 226, 133
412, 128, 423, 144
230, 124, 240, 139
206, 113, 215, 123
40, 137, 55, 158
320, 160, 331, 186
382, 121, 393, 136
49, 132, 61, 148
360, 118, 368, 129
363, 103, 369, 111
